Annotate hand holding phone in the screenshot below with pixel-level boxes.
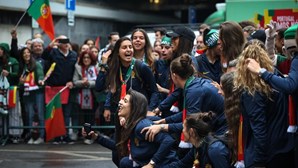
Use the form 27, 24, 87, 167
83, 123, 92, 139
58, 38, 70, 44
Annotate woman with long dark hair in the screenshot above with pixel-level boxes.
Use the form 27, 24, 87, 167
166, 27, 195, 61
219, 72, 243, 166
95, 36, 159, 165
73, 50, 99, 144
131, 28, 154, 70
118, 89, 177, 167
218, 21, 245, 72
96, 36, 158, 121
18, 47, 45, 144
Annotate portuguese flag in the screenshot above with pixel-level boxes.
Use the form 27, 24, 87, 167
27, 0, 55, 40
45, 92, 66, 142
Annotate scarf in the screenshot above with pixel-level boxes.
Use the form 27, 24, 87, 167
287, 95, 297, 133
179, 76, 195, 148
119, 58, 135, 99
24, 71, 39, 92
169, 82, 179, 113
78, 65, 98, 109
234, 115, 245, 168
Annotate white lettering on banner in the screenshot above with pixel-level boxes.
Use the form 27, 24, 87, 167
277, 16, 294, 22
277, 22, 290, 28
275, 15, 298, 28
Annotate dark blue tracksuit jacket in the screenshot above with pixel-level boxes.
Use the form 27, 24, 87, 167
241, 90, 295, 168
129, 118, 178, 167
196, 53, 223, 83
260, 52, 298, 131
166, 135, 231, 168
160, 77, 227, 135
42, 47, 77, 86
95, 60, 159, 111
154, 59, 171, 103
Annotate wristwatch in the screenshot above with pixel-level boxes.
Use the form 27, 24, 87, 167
99, 64, 109, 70
258, 68, 267, 77
149, 160, 155, 167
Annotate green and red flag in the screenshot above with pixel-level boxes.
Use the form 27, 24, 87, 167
27, 0, 55, 40
45, 92, 66, 142
254, 13, 265, 28
7, 86, 17, 109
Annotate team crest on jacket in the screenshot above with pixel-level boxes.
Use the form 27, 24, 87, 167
134, 137, 139, 146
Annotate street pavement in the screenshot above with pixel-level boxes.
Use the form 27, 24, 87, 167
0, 140, 117, 168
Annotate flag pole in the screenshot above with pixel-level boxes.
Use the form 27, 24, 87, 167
14, 10, 28, 30
59, 86, 69, 93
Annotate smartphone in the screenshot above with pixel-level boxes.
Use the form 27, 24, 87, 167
58, 38, 70, 44
83, 123, 91, 134
83, 123, 92, 139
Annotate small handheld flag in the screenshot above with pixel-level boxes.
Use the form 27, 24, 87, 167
42, 62, 56, 83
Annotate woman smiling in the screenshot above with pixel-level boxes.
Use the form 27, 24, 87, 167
118, 89, 177, 168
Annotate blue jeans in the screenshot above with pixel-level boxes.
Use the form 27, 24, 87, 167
62, 102, 73, 135
23, 89, 45, 138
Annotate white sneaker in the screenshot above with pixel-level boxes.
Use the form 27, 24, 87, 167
27, 138, 34, 144
52, 141, 60, 145
33, 138, 44, 144
70, 132, 78, 141
84, 139, 94, 145
12, 137, 19, 144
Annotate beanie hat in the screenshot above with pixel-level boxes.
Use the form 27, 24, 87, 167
283, 24, 298, 59
166, 27, 195, 42
204, 29, 219, 48
0, 43, 10, 53
250, 30, 266, 44
284, 24, 298, 40
160, 36, 171, 46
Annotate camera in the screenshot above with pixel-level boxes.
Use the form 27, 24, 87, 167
83, 123, 92, 139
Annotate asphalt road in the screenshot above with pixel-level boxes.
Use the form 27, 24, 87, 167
0, 141, 117, 168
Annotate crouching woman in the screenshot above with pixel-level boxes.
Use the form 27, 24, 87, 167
118, 89, 177, 168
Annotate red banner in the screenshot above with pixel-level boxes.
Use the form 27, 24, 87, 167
45, 86, 69, 104
264, 9, 298, 29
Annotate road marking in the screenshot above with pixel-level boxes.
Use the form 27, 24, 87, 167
2, 158, 111, 161
0, 149, 112, 161
0, 149, 111, 154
